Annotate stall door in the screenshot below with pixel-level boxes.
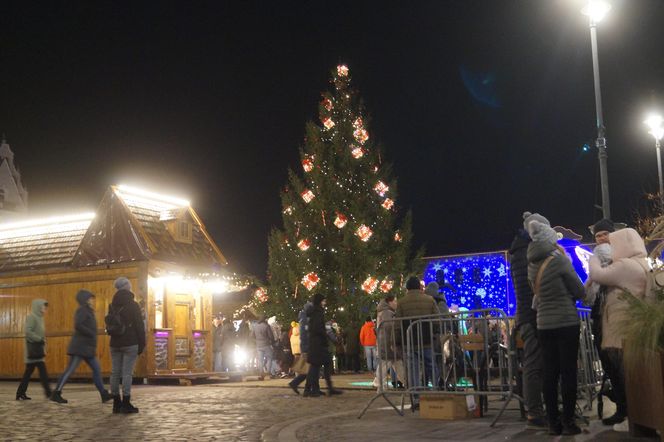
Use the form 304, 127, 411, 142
173, 294, 193, 369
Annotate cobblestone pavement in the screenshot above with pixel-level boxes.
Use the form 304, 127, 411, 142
0, 380, 370, 441
0, 379, 658, 441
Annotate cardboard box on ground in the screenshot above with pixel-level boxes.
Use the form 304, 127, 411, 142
419, 395, 480, 420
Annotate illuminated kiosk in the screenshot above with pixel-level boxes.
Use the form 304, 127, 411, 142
422, 227, 593, 315
0, 185, 246, 381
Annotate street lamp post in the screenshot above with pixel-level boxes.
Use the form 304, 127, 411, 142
582, 1, 612, 219
644, 114, 664, 206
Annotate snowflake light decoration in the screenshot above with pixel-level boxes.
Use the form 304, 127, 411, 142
374, 181, 389, 197
322, 117, 335, 130
255, 288, 268, 303
382, 198, 394, 210
353, 128, 369, 144
302, 157, 314, 173
337, 65, 349, 77
350, 145, 364, 159
297, 238, 311, 251
334, 213, 348, 229
380, 279, 394, 293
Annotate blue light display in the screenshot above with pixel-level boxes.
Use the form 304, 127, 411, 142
423, 240, 593, 316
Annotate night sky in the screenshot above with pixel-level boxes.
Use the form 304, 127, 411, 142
1, 1, 663, 277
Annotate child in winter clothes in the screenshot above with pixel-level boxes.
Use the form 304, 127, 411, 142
16, 299, 52, 400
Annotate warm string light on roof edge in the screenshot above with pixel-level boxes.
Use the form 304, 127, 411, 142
116, 184, 190, 210
0, 213, 96, 239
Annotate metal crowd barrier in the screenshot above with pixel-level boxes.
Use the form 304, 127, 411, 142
358, 307, 603, 427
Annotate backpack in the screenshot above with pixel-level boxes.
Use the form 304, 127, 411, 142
105, 305, 126, 336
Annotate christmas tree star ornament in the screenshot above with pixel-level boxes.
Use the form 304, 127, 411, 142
301, 272, 320, 291
297, 238, 311, 251
362, 276, 378, 294
322, 117, 335, 130
374, 181, 389, 197
334, 213, 348, 228
382, 198, 394, 210
337, 65, 349, 77
301, 189, 315, 203
356, 224, 373, 242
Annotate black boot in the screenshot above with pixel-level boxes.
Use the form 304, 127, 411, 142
121, 395, 139, 413
49, 391, 68, 404
15, 393, 31, 400
562, 418, 582, 436
112, 395, 122, 414
548, 417, 562, 436
100, 390, 114, 403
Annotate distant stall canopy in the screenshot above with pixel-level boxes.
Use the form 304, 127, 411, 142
0, 184, 228, 273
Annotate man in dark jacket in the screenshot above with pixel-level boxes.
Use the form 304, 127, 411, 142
304, 293, 342, 397
509, 229, 545, 429
50, 290, 113, 404
109, 277, 146, 414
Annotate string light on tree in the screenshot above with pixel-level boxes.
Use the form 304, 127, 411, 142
374, 181, 389, 197
353, 128, 369, 144
297, 238, 311, 251
334, 212, 348, 228
283, 206, 294, 215
301, 189, 315, 203
337, 65, 349, 77
382, 198, 394, 210
255, 288, 269, 303
301, 272, 320, 291
356, 224, 373, 242
362, 276, 379, 294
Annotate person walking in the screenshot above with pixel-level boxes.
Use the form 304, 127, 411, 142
16, 299, 52, 400
509, 227, 546, 429
109, 277, 146, 414
359, 317, 377, 372
50, 290, 113, 404
525, 214, 585, 436
289, 302, 313, 395
587, 227, 648, 432
305, 293, 342, 397
252, 315, 275, 379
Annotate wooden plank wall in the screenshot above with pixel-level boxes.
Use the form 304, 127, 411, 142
0, 264, 145, 378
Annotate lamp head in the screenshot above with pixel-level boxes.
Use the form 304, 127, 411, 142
645, 114, 664, 141
582, 1, 611, 24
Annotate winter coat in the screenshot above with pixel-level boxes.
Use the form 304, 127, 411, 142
344, 323, 361, 355
212, 325, 223, 353
67, 290, 98, 358
527, 241, 585, 330
109, 289, 146, 354
359, 321, 377, 347
253, 320, 274, 349
395, 289, 441, 346
298, 302, 313, 354
509, 231, 537, 328
24, 299, 47, 363
221, 322, 235, 351
376, 299, 398, 359
307, 305, 330, 366
425, 283, 450, 315
588, 228, 647, 349
290, 326, 301, 355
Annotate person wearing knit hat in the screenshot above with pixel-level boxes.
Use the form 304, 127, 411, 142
424, 281, 449, 314
590, 218, 615, 246
523, 212, 550, 239
114, 277, 132, 292
526, 219, 585, 435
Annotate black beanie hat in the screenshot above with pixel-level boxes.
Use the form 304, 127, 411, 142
312, 293, 326, 306
591, 219, 615, 235
405, 276, 421, 290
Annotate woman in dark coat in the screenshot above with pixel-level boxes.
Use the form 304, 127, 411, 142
304, 293, 342, 397
109, 277, 146, 413
50, 290, 113, 404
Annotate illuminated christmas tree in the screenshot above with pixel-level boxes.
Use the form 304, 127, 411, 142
265, 65, 414, 323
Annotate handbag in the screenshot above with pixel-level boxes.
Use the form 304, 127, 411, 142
27, 340, 45, 359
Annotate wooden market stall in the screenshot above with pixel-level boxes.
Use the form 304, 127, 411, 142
0, 185, 242, 380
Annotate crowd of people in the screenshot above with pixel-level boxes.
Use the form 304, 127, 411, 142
512, 212, 648, 436
16, 277, 146, 414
